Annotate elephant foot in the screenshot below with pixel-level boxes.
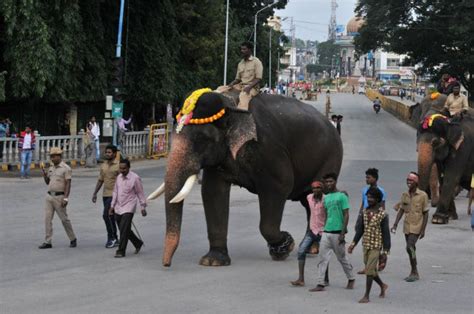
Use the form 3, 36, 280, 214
268, 231, 295, 261
199, 248, 231, 266
431, 200, 438, 207
449, 211, 458, 220
431, 213, 449, 224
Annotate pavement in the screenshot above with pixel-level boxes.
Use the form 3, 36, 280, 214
0, 93, 471, 314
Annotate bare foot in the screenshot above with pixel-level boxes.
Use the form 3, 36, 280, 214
290, 279, 305, 286
379, 283, 388, 298
358, 296, 370, 303
357, 269, 366, 275
346, 279, 355, 289
309, 285, 325, 292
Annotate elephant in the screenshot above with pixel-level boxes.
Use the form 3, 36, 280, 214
409, 94, 447, 207
148, 90, 343, 267
427, 109, 474, 224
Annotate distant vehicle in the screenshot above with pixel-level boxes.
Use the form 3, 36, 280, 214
358, 86, 365, 94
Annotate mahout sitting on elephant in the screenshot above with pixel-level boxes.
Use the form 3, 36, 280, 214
148, 88, 343, 267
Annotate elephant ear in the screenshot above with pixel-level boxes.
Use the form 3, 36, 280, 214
446, 123, 464, 150
225, 107, 258, 160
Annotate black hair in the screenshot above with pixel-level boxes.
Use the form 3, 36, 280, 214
323, 172, 337, 180
105, 144, 118, 153
452, 82, 461, 88
331, 115, 337, 119
119, 158, 130, 168
240, 41, 253, 51
410, 171, 419, 177
366, 187, 383, 203
365, 168, 379, 180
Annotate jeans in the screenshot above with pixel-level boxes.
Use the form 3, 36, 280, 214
297, 230, 321, 261
20, 150, 33, 177
103, 197, 117, 241
94, 139, 100, 160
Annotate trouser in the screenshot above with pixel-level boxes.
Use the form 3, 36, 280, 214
316, 232, 354, 285
405, 233, 419, 268
297, 230, 321, 261
44, 194, 76, 244
115, 213, 143, 255
216, 84, 259, 110
102, 197, 117, 241
20, 149, 33, 177
94, 139, 100, 160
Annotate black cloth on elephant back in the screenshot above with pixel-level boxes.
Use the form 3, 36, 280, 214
191, 92, 231, 119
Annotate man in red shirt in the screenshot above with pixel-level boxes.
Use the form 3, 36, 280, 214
291, 181, 327, 286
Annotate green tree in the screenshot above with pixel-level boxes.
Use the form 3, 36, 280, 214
315, 40, 340, 74
355, 0, 473, 97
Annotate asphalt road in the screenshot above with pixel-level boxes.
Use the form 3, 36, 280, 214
0, 93, 471, 314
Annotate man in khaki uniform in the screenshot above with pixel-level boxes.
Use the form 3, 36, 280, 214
92, 144, 120, 248
38, 147, 77, 249
391, 172, 429, 282
217, 41, 263, 110
444, 83, 469, 117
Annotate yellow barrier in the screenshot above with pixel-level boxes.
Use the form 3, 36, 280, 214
148, 123, 169, 159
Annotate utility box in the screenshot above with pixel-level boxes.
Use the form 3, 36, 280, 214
103, 119, 113, 137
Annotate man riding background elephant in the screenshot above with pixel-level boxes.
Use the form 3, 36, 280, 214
147, 88, 343, 267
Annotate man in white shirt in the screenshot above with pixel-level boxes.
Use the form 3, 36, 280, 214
89, 116, 101, 161
444, 83, 469, 117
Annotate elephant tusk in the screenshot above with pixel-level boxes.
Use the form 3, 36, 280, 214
170, 174, 198, 204
147, 182, 165, 201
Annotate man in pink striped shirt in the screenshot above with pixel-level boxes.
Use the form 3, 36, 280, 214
291, 180, 327, 286
109, 159, 147, 258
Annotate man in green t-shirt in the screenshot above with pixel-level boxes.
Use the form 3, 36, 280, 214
310, 172, 355, 292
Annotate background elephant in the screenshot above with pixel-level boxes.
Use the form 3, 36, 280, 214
149, 91, 343, 267
428, 110, 474, 223
409, 94, 446, 207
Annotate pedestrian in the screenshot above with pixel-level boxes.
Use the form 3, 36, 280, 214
336, 115, 343, 136
330, 115, 338, 128
18, 125, 36, 179
38, 147, 77, 249
391, 172, 429, 282
89, 116, 101, 161
109, 159, 147, 258
356, 168, 387, 275
83, 123, 96, 167
469, 174, 473, 230
0, 117, 9, 160
216, 41, 263, 110
291, 180, 328, 287
348, 187, 390, 303
309, 172, 355, 292
117, 114, 133, 150
92, 144, 120, 248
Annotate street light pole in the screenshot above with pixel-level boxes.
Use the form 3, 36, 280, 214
254, 1, 278, 56
269, 27, 272, 89
223, 0, 229, 85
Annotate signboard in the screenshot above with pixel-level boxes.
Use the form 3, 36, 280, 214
399, 67, 415, 80
112, 101, 123, 118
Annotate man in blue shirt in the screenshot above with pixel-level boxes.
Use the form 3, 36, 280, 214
356, 168, 386, 274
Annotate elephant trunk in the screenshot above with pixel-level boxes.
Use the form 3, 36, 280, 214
417, 141, 433, 193
163, 135, 200, 267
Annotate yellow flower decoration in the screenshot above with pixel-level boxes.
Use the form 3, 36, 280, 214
430, 92, 440, 100
181, 88, 212, 115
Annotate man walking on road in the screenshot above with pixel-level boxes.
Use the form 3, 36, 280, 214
18, 125, 35, 179
216, 41, 263, 110
391, 172, 429, 282
89, 116, 101, 161
291, 180, 327, 287
348, 187, 390, 303
38, 147, 77, 249
109, 159, 147, 258
92, 144, 120, 248
310, 173, 355, 292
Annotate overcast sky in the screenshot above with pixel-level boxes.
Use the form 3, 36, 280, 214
275, 0, 358, 42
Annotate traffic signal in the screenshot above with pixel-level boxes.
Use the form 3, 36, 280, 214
112, 87, 126, 102
110, 57, 124, 88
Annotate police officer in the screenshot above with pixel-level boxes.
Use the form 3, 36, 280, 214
38, 147, 77, 249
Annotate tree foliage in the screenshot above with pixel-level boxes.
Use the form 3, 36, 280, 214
0, 0, 288, 108
355, 0, 473, 96
313, 40, 340, 74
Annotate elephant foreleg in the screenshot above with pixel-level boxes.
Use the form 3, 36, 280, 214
430, 164, 439, 207
200, 168, 231, 266
432, 161, 463, 224
258, 193, 295, 261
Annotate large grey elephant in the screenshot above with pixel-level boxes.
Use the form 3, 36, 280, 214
148, 91, 343, 267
